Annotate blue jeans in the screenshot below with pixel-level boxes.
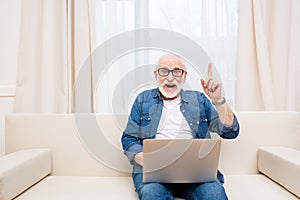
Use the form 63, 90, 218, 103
132, 169, 228, 200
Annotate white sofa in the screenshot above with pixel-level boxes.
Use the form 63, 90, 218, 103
0, 112, 300, 200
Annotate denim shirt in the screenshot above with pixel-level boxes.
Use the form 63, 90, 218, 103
121, 88, 240, 182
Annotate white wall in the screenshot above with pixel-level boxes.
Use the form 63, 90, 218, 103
0, 0, 21, 155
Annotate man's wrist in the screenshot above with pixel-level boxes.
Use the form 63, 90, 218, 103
212, 97, 226, 106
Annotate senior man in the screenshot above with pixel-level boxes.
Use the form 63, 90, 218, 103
121, 54, 239, 200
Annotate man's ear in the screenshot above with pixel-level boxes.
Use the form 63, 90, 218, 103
182, 72, 187, 83
154, 70, 158, 80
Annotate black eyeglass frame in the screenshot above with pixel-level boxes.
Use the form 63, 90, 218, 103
156, 68, 186, 77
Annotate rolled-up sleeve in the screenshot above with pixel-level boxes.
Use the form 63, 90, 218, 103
121, 96, 143, 165
218, 114, 240, 139
123, 142, 143, 165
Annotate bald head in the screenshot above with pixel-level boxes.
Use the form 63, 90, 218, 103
157, 54, 186, 70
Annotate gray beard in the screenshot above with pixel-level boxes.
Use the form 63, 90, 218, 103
158, 84, 182, 99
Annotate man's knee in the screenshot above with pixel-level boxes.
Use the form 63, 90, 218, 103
138, 183, 174, 200
193, 181, 228, 200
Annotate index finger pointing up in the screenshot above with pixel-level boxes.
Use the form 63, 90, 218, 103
208, 63, 212, 78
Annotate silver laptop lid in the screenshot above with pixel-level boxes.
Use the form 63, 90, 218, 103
143, 139, 221, 183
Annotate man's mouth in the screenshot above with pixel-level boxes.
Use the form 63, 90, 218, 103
159, 82, 181, 99
164, 84, 176, 88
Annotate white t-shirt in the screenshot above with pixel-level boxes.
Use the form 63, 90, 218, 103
156, 96, 193, 139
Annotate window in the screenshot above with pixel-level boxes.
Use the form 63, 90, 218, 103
93, 0, 239, 113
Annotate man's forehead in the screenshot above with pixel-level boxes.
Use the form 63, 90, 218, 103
157, 55, 184, 68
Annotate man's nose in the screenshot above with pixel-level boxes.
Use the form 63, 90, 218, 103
166, 72, 175, 81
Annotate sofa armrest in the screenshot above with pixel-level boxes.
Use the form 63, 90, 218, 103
0, 148, 51, 200
258, 146, 300, 198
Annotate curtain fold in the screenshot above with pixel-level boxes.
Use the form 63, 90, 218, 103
236, 0, 300, 111
15, 0, 94, 113
71, 0, 95, 112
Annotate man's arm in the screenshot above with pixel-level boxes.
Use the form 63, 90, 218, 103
212, 98, 234, 126
200, 64, 239, 139
121, 97, 144, 165
200, 63, 235, 126
121, 130, 143, 165
201, 93, 239, 139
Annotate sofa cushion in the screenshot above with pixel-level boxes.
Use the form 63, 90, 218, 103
224, 175, 299, 199
258, 146, 300, 198
14, 176, 188, 200
0, 149, 51, 200
14, 176, 138, 200
14, 175, 299, 200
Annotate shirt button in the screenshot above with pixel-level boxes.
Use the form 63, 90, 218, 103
190, 123, 193, 125
197, 121, 200, 124
182, 110, 185, 112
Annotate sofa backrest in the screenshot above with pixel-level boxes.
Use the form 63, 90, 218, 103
5, 112, 300, 176
219, 111, 299, 175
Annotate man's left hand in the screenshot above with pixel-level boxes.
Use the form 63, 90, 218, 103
200, 63, 223, 102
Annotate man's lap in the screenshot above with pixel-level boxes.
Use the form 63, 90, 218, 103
132, 170, 228, 200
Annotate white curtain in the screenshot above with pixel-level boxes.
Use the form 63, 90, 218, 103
93, 0, 141, 114
94, 0, 239, 113
15, 0, 94, 113
236, 0, 300, 111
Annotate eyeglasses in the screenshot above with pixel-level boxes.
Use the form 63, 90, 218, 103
157, 68, 185, 77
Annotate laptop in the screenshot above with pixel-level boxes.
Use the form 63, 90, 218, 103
143, 138, 221, 183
